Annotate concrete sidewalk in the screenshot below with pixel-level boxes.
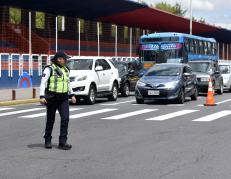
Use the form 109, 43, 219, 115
0, 87, 40, 106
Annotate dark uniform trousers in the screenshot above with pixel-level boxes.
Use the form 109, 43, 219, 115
44, 92, 69, 144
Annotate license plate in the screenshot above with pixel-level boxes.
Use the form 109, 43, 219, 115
148, 90, 160, 95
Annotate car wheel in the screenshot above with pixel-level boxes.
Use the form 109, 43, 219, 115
217, 82, 223, 95
86, 85, 96, 105
108, 82, 118, 101
121, 83, 130, 97
176, 88, 185, 104
136, 98, 144, 104
191, 86, 198, 101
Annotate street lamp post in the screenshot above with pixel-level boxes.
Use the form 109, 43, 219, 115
189, 0, 193, 35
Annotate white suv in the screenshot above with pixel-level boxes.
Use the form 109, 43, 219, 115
67, 56, 120, 104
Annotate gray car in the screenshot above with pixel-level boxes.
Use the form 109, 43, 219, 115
188, 60, 223, 94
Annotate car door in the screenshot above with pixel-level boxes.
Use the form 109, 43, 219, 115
128, 62, 139, 91
94, 59, 106, 92
95, 59, 111, 91
183, 66, 194, 95
214, 63, 222, 89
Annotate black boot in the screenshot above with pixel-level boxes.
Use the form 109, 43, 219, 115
58, 143, 72, 150
45, 141, 52, 149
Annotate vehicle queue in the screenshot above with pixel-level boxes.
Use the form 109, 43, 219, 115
67, 32, 230, 105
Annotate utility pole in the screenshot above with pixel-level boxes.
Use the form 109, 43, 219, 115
189, 0, 193, 35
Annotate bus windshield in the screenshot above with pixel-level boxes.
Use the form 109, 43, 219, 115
140, 42, 183, 63
141, 48, 183, 63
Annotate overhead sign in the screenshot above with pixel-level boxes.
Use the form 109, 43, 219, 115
141, 43, 182, 51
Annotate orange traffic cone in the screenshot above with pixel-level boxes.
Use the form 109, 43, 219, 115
204, 78, 216, 106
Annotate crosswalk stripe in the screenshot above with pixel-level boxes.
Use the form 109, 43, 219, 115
193, 110, 231, 122
19, 108, 82, 118
0, 108, 44, 117
145, 110, 198, 121
0, 107, 15, 111
102, 109, 157, 120
100, 100, 135, 106
70, 108, 118, 119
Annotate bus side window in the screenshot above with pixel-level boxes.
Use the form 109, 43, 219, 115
204, 41, 208, 55
189, 39, 195, 53
208, 42, 212, 55
184, 38, 189, 52
194, 40, 199, 54
199, 40, 204, 54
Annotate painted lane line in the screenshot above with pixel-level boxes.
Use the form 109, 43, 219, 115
145, 110, 198, 121
70, 108, 118, 119
167, 104, 185, 107
100, 100, 135, 106
0, 108, 15, 111
198, 98, 231, 106
0, 108, 44, 117
193, 110, 231, 122
102, 109, 157, 120
19, 108, 83, 118
216, 98, 231, 105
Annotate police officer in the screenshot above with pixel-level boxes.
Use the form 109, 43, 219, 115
39, 51, 76, 150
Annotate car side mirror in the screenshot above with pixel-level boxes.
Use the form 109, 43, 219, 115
128, 69, 135, 74
138, 72, 144, 78
95, 66, 103, 71
214, 71, 220, 75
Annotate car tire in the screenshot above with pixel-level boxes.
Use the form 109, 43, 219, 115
191, 86, 198, 101
86, 85, 96, 105
108, 82, 118, 101
176, 88, 185, 104
136, 98, 144, 104
121, 83, 130, 97
217, 81, 223, 95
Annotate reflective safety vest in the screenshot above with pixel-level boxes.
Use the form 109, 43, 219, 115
47, 64, 69, 93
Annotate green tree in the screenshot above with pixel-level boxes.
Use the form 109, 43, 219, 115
154, 2, 187, 16
9, 8, 21, 24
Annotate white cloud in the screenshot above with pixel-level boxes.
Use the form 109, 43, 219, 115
192, 0, 214, 11
215, 23, 231, 30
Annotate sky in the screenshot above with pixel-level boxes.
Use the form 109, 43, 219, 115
137, 0, 231, 30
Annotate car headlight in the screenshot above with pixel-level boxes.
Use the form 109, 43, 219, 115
137, 81, 146, 87
164, 81, 178, 89
77, 76, 87, 81
200, 77, 209, 82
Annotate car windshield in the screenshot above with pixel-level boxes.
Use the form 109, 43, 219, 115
114, 62, 128, 74
219, 65, 230, 74
67, 59, 93, 70
189, 62, 211, 73
145, 65, 181, 76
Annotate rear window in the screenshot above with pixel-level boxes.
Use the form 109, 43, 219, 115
219, 65, 230, 74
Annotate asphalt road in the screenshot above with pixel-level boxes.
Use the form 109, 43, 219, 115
1, 92, 231, 179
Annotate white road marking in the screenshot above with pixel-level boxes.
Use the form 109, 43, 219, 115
19, 108, 82, 118
100, 100, 135, 106
198, 98, 231, 106
193, 110, 231, 122
70, 108, 118, 119
145, 110, 198, 121
197, 104, 204, 107
167, 104, 185, 107
102, 109, 157, 120
0, 108, 44, 117
216, 98, 231, 104
0, 107, 15, 111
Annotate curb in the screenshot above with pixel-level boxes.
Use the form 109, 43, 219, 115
0, 98, 39, 106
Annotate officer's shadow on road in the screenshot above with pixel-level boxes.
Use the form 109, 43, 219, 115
27, 143, 59, 149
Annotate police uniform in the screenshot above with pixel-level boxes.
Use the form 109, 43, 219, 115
40, 52, 74, 150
